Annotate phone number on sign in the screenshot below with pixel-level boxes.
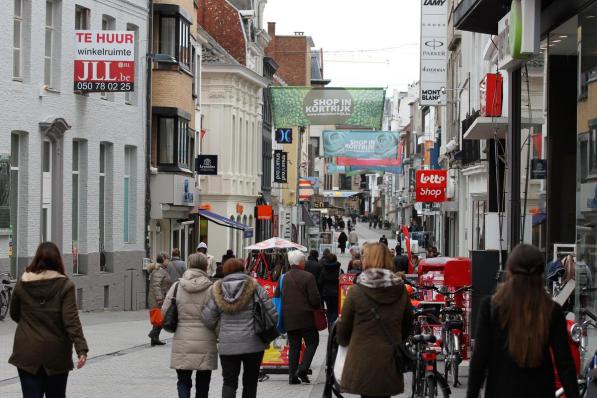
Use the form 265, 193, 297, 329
73, 82, 134, 92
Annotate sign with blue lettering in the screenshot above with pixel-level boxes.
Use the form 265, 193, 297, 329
275, 128, 293, 144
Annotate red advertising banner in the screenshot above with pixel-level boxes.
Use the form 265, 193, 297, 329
336, 157, 401, 166
74, 31, 135, 92
256, 205, 273, 221
338, 273, 357, 314
416, 169, 447, 202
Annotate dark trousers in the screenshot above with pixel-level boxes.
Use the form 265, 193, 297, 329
287, 328, 319, 379
149, 326, 162, 340
176, 369, 211, 398
220, 351, 264, 398
18, 368, 69, 398
323, 295, 338, 326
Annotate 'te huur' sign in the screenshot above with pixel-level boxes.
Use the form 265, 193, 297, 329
416, 169, 447, 202
74, 31, 135, 93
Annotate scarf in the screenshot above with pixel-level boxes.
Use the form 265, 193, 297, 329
357, 268, 403, 288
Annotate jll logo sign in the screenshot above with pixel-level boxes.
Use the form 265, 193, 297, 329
416, 169, 447, 202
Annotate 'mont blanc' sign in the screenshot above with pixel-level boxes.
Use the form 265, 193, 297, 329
420, 0, 448, 106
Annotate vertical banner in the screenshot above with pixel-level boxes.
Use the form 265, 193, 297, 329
420, 0, 448, 105
74, 31, 135, 92
416, 169, 448, 202
273, 150, 288, 183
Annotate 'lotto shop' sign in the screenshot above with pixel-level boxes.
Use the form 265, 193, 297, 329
74, 31, 135, 92
416, 170, 447, 202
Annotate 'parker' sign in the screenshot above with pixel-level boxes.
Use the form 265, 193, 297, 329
74, 30, 135, 92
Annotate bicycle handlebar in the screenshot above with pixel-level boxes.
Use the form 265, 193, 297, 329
581, 308, 597, 323
406, 281, 472, 295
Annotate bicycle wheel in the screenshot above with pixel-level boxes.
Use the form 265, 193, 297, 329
426, 377, 437, 398
0, 291, 8, 320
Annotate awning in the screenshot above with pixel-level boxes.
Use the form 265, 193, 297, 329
453, 0, 510, 35
197, 209, 254, 238
322, 190, 361, 198
463, 117, 544, 140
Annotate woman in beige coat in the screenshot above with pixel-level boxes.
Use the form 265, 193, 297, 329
162, 253, 217, 398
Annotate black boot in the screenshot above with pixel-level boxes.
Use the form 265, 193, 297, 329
296, 369, 310, 384
149, 326, 165, 346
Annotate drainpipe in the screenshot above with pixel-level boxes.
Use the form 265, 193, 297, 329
144, 0, 153, 259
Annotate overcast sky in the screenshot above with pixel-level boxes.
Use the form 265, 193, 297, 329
263, 0, 421, 94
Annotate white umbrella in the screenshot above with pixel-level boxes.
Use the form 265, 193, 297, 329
245, 237, 308, 252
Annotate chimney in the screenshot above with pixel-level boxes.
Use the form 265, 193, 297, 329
294, 31, 304, 36
268, 22, 276, 37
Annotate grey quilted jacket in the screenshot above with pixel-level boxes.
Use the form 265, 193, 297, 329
201, 273, 277, 356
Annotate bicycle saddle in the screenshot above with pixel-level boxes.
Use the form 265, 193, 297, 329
412, 334, 437, 344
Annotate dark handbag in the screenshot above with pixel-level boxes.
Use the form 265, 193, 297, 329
356, 285, 415, 373
253, 291, 280, 344
287, 272, 328, 331
162, 282, 179, 333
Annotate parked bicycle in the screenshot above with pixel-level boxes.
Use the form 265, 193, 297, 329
410, 331, 451, 398
0, 272, 15, 320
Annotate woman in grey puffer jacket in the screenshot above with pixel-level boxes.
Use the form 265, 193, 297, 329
202, 258, 277, 398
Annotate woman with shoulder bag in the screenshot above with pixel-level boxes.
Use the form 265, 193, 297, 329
9, 242, 89, 398
466, 244, 579, 398
336, 242, 414, 398
162, 253, 217, 398
201, 258, 277, 398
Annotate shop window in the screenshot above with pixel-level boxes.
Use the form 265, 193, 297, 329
157, 115, 192, 171
154, 12, 191, 70
99, 142, 114, 273
13, 0, 24, 79
471, 200, 486, 251
74, 5, 89, 29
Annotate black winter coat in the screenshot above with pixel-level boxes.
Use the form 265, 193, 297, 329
319, 260, 341, 297
305, 258, 322, 283
467, 297, 579, 398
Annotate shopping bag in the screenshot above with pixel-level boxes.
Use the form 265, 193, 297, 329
313, 308, 328, 331
333, 345, 348, 385
149, 308, 163, 327
272, 274, 285, 333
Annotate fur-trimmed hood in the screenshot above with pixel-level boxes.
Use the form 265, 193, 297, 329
19, 270, 69, 303
212, 273, 256, 314
21, 270, 66, 282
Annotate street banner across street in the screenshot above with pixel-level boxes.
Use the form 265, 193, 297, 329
74, 30, 135, 92
271, 87, 385, 129
323, 131, 400, 159
336, 157, 401, 167
416, 169, 448, 202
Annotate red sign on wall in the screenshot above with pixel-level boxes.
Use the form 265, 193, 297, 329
257, 205, 273, 221
416, 170, 448, 202
74, 31, 135, 92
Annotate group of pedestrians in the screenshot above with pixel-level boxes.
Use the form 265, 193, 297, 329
5, 236, 584, 398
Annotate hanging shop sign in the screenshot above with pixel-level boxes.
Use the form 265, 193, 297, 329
497, 0, 540, 70
419, 0, 448, 106
480, 73, 503, 117
195, 155, 218, 175
322, 131, 400, 159
273, 150, 288, 183
271, 87, 385, 129
416, 169, 448, 202
336, 157, 402, 167
257, 205, 273, 221
74, 31, 135, 92
275, 128, 293, 144
530, 159, 547, 180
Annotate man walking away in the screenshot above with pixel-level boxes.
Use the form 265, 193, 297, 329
349, 228, 359, 247
148, 253, 173, 346
327, 216, 333, 231
169, 248, 186, 280
379, 234, 388, 246
305, 250, 322, 283
274, 251, 321, 384
322, 216, 327, 231
338, 231, 348, 254
319, 254, 341, 328
393, 247, 409, 274
197, 242, 216, 277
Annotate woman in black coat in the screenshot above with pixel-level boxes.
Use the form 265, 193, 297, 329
318, 254, 341, 327
337, 231, 348, 254
466, 244, 579, 398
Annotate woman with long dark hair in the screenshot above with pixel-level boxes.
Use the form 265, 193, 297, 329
9, 242, 88, 398
467, 244, 579, 398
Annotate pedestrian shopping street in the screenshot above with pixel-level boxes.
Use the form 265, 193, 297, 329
0, 223, 468, 398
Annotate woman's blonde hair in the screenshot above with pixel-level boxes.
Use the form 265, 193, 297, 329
362, 242, 393, 270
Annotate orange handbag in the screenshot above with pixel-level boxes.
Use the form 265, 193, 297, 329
149, 308, 163, 327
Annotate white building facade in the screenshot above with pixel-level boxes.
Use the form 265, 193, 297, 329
0, 0, 148, 310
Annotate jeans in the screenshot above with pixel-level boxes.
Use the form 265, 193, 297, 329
287, 328, 319, 379
220, 351, 264, 398
18, 368, 69, 398
323, 295, 338, 327
176, 369, 211, 398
